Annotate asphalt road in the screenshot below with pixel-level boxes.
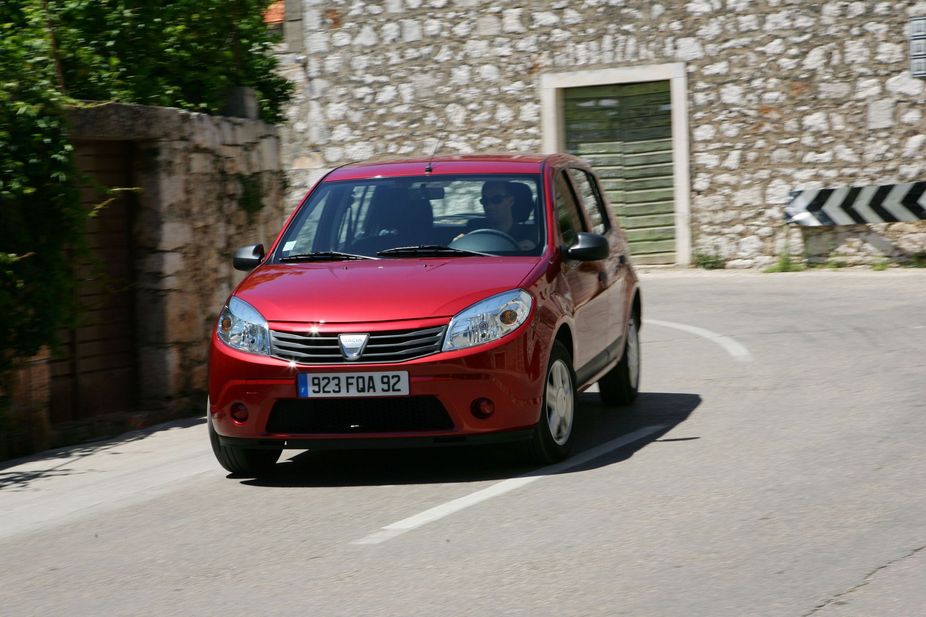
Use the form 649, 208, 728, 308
2, 270, 925, 617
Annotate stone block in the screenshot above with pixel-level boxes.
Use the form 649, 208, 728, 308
165, 292, 205, 344
401, 19, 422, 42
532, 12, 559, 27
235, 122, 261, 146
189, 152, 215, 175
190, 115, 223, 150
876, 42, 903, 64
152, 174, 184, 213
477, 15, 500, 36
158, 221, 194, 251
139, 346, 183, 399
901, 109, 922, 124
867, 99, 895, 129
803, 112, 829, 132
903, 134, 926, 158
721, 84, 744, 105
355, 25, 378, 46
259, 137, 281, 172
223, 155, 243, 175
887, 73, 925, 97
855, 78, 882, 99
502, 9, 525, 33
191, 364, 208, 392
844, 40, 870, 64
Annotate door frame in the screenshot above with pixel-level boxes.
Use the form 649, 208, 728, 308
540, 63, 691, 266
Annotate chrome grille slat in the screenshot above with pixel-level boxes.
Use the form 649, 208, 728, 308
361, 344, 441, 358
365, 334, 443, 349
270, 325, 446, 364
274, 350, 345, 360
275, 343, 340, 351
369, 327, 444, 340
271, 331, 339, 340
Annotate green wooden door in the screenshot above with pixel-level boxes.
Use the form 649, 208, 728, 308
564, 81, 676, 265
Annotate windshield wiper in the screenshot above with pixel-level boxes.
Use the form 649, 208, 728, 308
279, 251, 378, 262
376, 245, 489, 257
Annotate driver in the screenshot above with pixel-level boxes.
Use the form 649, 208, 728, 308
478, 180, 536, 250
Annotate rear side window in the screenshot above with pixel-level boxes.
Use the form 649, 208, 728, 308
567, 168, 609, 235
554, 172, 583, 245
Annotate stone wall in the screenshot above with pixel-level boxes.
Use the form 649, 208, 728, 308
0, 104, 287, 456
277, 0, 926, 267
68, 103, 287, 415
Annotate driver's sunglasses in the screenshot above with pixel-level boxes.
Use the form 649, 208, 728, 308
484, 193, 511, 205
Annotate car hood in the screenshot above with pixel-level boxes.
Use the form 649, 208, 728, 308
234, 257, 543, 324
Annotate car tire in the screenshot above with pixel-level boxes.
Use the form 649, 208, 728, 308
598, 311, 640, 407
208, 405, 282, 476
529, 341, 577, 464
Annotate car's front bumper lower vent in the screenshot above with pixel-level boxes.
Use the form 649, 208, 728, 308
266, 397, 455, 433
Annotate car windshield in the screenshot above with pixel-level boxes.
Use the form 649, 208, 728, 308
274, 174, 546, 260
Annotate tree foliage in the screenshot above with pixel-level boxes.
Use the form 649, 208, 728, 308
1, 0, 291, 378
49, 0, 292, 123
0, 3, 83, 375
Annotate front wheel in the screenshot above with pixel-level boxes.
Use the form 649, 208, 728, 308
208, 403, 281, 476
528, 341, 577, 464
598, 312, 640, 407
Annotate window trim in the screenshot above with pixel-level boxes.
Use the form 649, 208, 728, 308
566, 167, 611, 235
553, 170, 587, 245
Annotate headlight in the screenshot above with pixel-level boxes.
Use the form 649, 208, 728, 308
216, 296, 271, 355
442, 289, 533, 352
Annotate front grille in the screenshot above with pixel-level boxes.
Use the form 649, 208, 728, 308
266, 397, 454, 434
270, 325, 446, 364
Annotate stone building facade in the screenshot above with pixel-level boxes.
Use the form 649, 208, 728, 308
275, 0, 926, 268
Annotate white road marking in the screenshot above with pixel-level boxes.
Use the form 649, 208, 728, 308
645, 318, 752, 362
352, 425, 666, 545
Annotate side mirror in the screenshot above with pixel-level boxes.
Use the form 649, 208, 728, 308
233, 243, 265, 271
565, 232, 609, 261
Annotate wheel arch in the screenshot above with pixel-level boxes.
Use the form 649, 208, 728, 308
554, 323, 575, 361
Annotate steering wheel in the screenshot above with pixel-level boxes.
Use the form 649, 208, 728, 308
462, 228, 520, 251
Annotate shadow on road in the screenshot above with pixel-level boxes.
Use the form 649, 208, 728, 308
241, 391, 701, 488
0, 417, 206, 491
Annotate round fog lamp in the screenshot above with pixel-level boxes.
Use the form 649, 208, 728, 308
471, 397, 495, 419
230, 402, 249, 423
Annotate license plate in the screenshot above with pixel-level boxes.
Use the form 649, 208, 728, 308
297, 371, 409, 398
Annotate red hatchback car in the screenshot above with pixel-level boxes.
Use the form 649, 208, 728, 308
208, 154, 641, 475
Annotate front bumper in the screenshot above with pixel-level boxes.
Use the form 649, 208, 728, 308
208, 322, 546, 447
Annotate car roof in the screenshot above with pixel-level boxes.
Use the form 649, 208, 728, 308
324, 153, 585, 181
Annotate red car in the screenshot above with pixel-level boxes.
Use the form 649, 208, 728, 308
208, 154, 641, 475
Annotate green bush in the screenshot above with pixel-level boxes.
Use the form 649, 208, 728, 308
693, 250, 725, 270
1, 4, 85, 376
764, 254, 806, 273
48, 0, 292, 123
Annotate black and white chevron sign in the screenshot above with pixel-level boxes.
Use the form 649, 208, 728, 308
786, 182, 926, 226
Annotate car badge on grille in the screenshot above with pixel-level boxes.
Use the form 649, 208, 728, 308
338, 333, 370, 360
